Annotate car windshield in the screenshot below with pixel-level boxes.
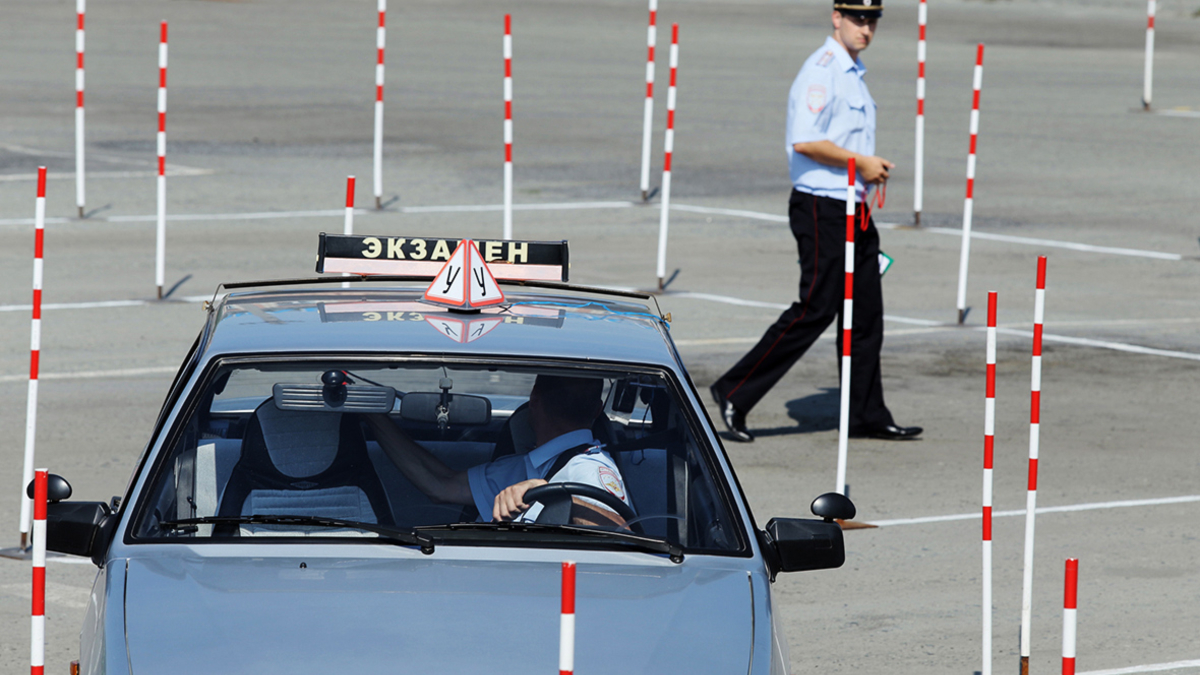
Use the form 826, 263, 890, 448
131, 360, 743, 553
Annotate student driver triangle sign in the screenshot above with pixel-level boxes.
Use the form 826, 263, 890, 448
423, 239, 506, 308
467, 243, 504, 307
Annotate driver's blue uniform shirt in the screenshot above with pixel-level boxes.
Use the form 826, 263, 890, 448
467, 428, 628, 522
787, 35, 876, 203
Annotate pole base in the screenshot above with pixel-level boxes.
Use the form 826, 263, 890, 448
836, 519, 878, 530
1142, 100, 1151, 112
913, 211, 921, 227
1020, 655, 1029, 675
957, 308, 966, 325
157, 286, 163, 300
0, 531, 31, 559
78, 205, 85, 219
642, 189, 649, 203
375, 196, 382, 209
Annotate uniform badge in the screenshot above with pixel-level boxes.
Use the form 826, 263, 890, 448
816, 51, 834, 67
806, 84, 827, 113
597, 467, 625, 501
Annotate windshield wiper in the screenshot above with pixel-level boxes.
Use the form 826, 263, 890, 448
161, 515, 434, 554
418, 521, 684, 563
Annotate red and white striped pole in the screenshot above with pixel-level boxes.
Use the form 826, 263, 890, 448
913, 0, 926, 226
655, 23, 678, 291
955, 44, 984, 324
155, 21, 168, 300
75, 0, 86, 219
18, 169, 47, 549
1062, 558, 1079, 675
343, 176, 356, 288
560, 561, 576, 675
982, 289, 997, 675
1142, 0, 1155, 111
834, 157, 856, 496
638, 0, 657, 202
373, 0, 387, 209
1019, 256, 1048, 675
503, 14, 513, 240
31, 469, 48, 675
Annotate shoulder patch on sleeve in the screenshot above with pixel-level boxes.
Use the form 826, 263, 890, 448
806, 84, 828, 113
816, 51, 834, 67
597, 467, 626, 502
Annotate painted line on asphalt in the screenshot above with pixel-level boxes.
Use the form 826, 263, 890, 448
870, 495, 1200, 528
670, 203, 1186, 262
3, 288, 1197, 363
0, 200, 637, 227
1151, 108, 1200, 119
1081, 659, 1200, 675
0, 366, 178, 384
0, 197, 1187, 262
914, 226, 1184, 261
662, 291, 1200, 362
671, 203, 788, 223
673, 326, 945, 347
0, 296, 207, 313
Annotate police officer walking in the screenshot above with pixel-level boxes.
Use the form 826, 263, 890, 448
710, 0, 922, 442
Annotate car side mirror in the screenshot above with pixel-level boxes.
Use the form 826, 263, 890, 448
759, 493, 855, 580
25, 473, 73, 503
26, 475, 115, 567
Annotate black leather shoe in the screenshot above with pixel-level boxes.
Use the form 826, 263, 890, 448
711, 385, 753, 442
849, 424, 923, 440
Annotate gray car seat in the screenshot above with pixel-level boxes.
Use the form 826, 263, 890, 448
216, 400, 393, 528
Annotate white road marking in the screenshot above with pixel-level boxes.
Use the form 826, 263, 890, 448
1152, 109, 1200, 119
401, 200, 634, 213
2, 288, 1197, 364
668, 202, 1186, 261
0, 197, 1185, 264
662, 291, 1200, 362
671, 203, 788, 223
0, 366, 177, 384
994, 326, 1200, 362
45, 556, 95, 565
0, 200, 636, 227
673, 326, 945, 347
870, 495, 1200, 527
0, 296, 207, 313
911, 226, 1184, 261
1081, 659, 1200, 675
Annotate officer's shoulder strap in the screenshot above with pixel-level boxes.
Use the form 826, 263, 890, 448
544, 443, 598, 482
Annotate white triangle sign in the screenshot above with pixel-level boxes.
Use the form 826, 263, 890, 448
468, 242, 505, 307
424, 240, 470, 306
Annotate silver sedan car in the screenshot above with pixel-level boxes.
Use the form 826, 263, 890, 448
43, 243, 854, 674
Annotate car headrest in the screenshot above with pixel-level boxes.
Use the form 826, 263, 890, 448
256, 403, 341, 478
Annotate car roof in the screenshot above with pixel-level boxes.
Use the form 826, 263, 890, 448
201, 284, 679, 367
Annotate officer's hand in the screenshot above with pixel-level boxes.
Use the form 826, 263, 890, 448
493, 478, 547, 522
857, 155, 895, 184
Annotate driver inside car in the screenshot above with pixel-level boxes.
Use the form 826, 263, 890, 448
364, 375, 634, 526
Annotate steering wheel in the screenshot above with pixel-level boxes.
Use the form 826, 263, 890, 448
524, 482, 638, 530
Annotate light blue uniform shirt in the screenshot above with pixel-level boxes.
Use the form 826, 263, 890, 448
467, 428, 604, 521
787, 35, 877, 202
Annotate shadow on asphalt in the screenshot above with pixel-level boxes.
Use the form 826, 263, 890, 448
717, 388, 839, 441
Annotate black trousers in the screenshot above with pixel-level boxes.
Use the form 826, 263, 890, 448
712, 189, 895, 431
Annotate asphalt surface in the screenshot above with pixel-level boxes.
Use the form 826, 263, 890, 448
2, 0, 1199, 672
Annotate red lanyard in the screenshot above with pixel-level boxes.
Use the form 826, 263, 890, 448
858, 181, 885, 231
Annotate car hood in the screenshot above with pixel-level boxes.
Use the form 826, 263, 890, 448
123, 551, 753, 674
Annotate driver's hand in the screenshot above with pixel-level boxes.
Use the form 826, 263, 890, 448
493, 479, 547, 522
